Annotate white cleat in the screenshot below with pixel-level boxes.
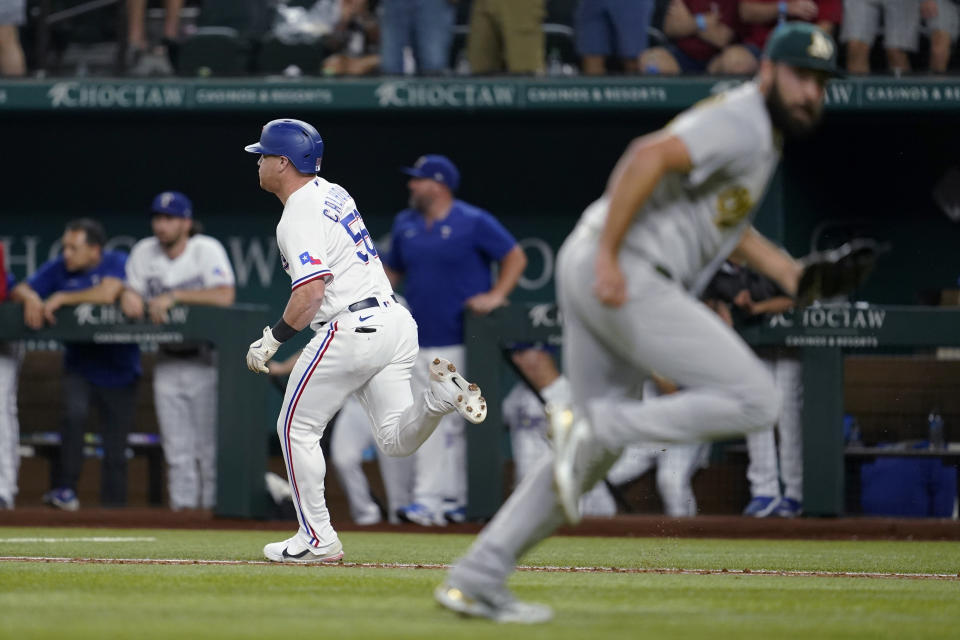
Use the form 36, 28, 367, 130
430, 358, 487, 424
547, 403, 590, 526
435, 583, 553, 624
263, 534, 344, 564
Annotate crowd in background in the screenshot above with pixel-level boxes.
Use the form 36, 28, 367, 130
0, 0, 958, 78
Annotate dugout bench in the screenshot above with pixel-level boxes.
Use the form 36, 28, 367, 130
0, 302, 272, 518
465, 303, 960, 519
19, 431, 165, 505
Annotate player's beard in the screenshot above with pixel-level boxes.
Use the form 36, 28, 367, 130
766, 79, 822, 140
158, 227, 187, 250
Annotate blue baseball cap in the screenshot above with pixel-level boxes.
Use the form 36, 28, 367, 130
401, 155, 460, 192
151, 191, 193, 218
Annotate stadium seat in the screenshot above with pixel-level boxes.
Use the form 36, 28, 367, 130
448, 24, 471, 74
197, 0, 273, 38
177, 27, 247, 76
543, 23, 578, 71
546, 0, 577, 26
256, 37, 324, 75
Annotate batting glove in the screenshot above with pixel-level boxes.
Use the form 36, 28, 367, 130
246, 326, 282, 374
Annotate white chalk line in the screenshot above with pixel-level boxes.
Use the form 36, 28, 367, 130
0, 537, 157, 543
0, 556, 956, 580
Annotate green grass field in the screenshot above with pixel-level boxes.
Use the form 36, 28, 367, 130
1, 528, 958, 639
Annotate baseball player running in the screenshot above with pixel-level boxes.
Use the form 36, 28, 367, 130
121, 191, 236, 510
436, 22, 839, 622
243, 119, 486, 563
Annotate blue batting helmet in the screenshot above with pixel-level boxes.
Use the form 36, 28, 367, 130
244, 119, 324, 174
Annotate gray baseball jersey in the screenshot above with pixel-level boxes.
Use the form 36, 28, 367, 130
444, 81, 787, 602
579, 82, 780, 294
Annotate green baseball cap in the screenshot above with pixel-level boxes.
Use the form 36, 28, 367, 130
764, 21, 842, 77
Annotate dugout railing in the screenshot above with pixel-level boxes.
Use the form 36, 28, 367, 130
464, 303, 960, 519
0, 302, 272, 518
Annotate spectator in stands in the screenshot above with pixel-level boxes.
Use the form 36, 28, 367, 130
322, 0, 381, 76
468, 0, 546, 74
921, 0, 958, 73
10, 219, 140, 510
0, 0, 26, 76
379, 0, 455, 75
127, 0, 184, 76
639, 0, 757, 74
383, 154, 527, 526
0, 246, 23, 510
120, 192, 235, 511
575, 0, 656, 74
739, 1, 841, 64
841, 0, 918, 73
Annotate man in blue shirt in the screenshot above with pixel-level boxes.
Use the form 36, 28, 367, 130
384, 155, 527, 525
11, 218, 140, 510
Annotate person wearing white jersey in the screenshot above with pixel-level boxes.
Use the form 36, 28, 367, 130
506, 349, 708, 518
0, 265, 22, 510
121, 191, 236, 510
604, 378, 711, 518
242, 119, 487, 564
436, 22, 840, 623
724, 264, 803, 518
503, 348, 616, 517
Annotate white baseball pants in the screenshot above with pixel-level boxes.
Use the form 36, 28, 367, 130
278, 301, 448, 550
153, 356, 218, 509
331, 392, 414, 523
0, 343, 23, 506
746, 352, 804, 500
409, 345, 467, 514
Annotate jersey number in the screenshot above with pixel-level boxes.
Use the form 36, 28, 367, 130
339, 209, 378, 264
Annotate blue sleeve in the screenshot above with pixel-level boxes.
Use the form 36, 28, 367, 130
474, 210, 518, 262
382, 218, 406, 272
27, 258, 63, 299
5, 273, 14, 290
101, 251, 128, 279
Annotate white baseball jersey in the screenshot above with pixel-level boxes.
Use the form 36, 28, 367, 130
276, 177, 393, 327
125, 233, 234, 510
579, 81, 780, 294
502, 379, 615, 516
126, 234, 236, 297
